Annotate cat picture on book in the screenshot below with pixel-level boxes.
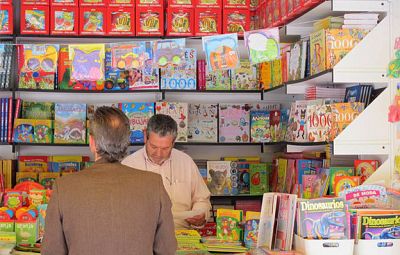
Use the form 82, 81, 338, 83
208, 169, 230, 195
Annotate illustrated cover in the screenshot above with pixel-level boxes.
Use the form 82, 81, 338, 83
333, 176, 360, 196
302, 175, 318, 199
202, 33, 240, 72
310, 29, 326, 75
34, 120, 53, 143
359, 214, 400, 240
329, 167, 354, 195
297, 198, 348, 239
69, 44, 105, 87
288, 40, 306, 81
57, 45, 74, 90
271, 59, 282, 87
39, 172, 60, 190
257, 193, 278, 249
286, 100, 308, 142
249, 163, 269, 195
339, 184, 388, 209
285, 159, 296, 195
219, 103, 251, 143
231, 60, 259, 90
0, 6, 12, 35
274, 194, 297, 250
250, 111, 271, 143
155, 102, 188, 142
235, 161, 251, 194
344, 85, 362, 103
270, 110, 280, 142
52, 8, 77, 34
259, 61, 272, 90
18, 156, 48, 172
105, 42, 159, 90
81, 8, 105, 34
306, 104, 332, 142
205, 69, 231, 90
244, 27, 280, 65
207, 161, 232, 195
18, 44, 59, 90
330, 102, 364, 140
21, 102, 54, 120
277, 158, 288, 193
119, 102, 154, 143
354, 159, 379, 184
216, 209, 243, 241
153, 39, 186, 68
244, 211, 261, 248
54, 103, 86, 144
16, 172, 38, 184
13, 119, 35, 143
187, 103, 218, 143
161, 48, 197, 90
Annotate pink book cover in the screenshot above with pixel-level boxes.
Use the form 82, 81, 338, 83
219, 103, 251, 143
286, 159, 296, 194
274, 194, 293, 251
302, 174, 318, 199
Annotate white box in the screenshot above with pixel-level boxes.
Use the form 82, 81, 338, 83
354, 239, 400, 255
294, 235, 354, 255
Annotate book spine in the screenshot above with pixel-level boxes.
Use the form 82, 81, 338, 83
4, 98, 8, 143
7, 97, 13, 143
11, 98, 21, 143
1, 98, 4, 142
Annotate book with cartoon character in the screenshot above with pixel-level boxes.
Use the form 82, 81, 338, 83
231, 60, 259, 90
329, 102, 364, 140
188, 103, 218, 143
250, 110, 270, 143
54, 103, 86, 144
306, 104, 332, 142
219, 104, 251, 143
216, 208, 243, 241
286, 100, 308, 142
207, 161, 232, 195
119, 102, 154, 143
155, 102, 188, 142
244, 211, 261, 248
206, 68, 231, 90
339, 184, 388, 209
354, 159, 379, 184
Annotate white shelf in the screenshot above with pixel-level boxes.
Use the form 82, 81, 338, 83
363, 159, 390, 187
286, 70, 337, 94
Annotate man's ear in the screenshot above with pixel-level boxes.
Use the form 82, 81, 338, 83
143, 130, 147, 143
89, 135, 96, 155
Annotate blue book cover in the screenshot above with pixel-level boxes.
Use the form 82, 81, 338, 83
120, 102, 154, 143
344, 85, 362, 102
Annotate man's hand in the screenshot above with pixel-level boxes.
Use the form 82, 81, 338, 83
185, 213, 206, 227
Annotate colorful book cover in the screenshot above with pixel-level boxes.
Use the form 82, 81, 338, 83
257, 193, 278, 249
297, 198, 348, 239
250, 111, 271, 143
235, 161, 251, 194
329, 167, 354, 195
58, 45, 74, 90
187, 103, 218, 143
18, 44, 59, 90
339, 184, 388, 209
39, 172, 60, 190
249, 163, 269, 195
21, 102, 54, 120
54, 103, 86, 144
333, 176, 360, 196
231, 60, 259, 90
16, 172, 38, 184
216, 209, 243, 241
13, 119, 35, 143
274, 194, 297, 250
119, 102, 154, 143
288, 41, 303, 81
270, 110, 280, 142
354, 159, 379, 184
34, 120, 53, 143
287, 100, 308, 142
219, 103, 251, 143
330, 102, 364, 140
260, 61, 272, 90
244, 27, 280, 65
18, 156, 48, 172
161, 48, 197, 90
285, 159, 296, 194
155, 102, 188, 142
310, 29, 326, 75
207, 161, 232, 195
271, 58, 282, 87
153, 39, 186, 68
202, 33, 240, 72
205, 69, 231, 90
244, 213, 261, 248
344, 85, 362, 103
359, 214, 400, 240
277, 158, 288, 193
306, 104, 332, 142
302, 175, 318, 199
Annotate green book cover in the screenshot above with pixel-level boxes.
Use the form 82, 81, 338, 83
249, 163, 270, 195
329, 167, 354, 195
34, 120, 53, 143
22, 102, 54, 120
216, 209, 243, 241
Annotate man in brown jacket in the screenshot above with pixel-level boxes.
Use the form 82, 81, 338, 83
42, 106, 177, 255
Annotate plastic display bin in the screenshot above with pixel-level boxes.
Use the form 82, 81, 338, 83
294, 235, 354, 255
354, 239, 400, 255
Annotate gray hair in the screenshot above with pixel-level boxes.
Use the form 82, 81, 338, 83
146, 114, 177, 140
90, 106, 130, 162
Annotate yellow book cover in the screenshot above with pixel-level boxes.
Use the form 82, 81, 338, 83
277, 158, 288, 193
271, 58, 282, 87
245, 211, 261, 221
222, 156, 260, 162
39, 172, 60, 189
329, 102, 364, 140
16, 172, 38, 184
216, 209, 243, 241
260, 62, 272, 90
50, 156, 83, 162
310, 29, 326, 75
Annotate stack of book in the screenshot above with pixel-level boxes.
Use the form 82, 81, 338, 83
343, 13, 380, 30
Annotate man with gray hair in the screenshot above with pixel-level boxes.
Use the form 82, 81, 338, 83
122, 114, 211, 229
42, 107, 177, 255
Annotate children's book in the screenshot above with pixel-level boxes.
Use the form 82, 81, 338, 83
354, 159, 379, 184
235, 161, 252, 194
333, 176, 360, 196
161, 48, 197, 90
18, 44, 59, 90
257, 193, 277, 249
205, 69, 231, 90
13, 119, 34, 143
244, 28, 280, 65
306, 104, 332, 142
359, 214, 400, 240
297, 198, 348, 239
34, 120, 53, 143
271, 59, 282, 87
202, 33, 240, 72
330, 102, 364, 140
216, 209, 243, 241
288, 40, 307, 81
119, 102, 154, 143
249, 163, 269, 195
302, 175, 318, 199
207, 161, 233, 195
54, 103, 86, 144
310, 29, 326, 75
244, 211, 261, 248
153, 39, 186, 68
260, 61, 272, 90
16, 172, 38, 184
39, 172, 60, 190
188, 103, 218, 143
344, 85, 362, 103
58, 45, 74, 90
329, 167, 354, 195
274, 194, 297, 250
286, 100, 308, 142
21, 102, 54, 120
339, 184, 389, 209
276, 158, 288, 193
219, 103, 251, 143
270, 110, 280, 142
155, 102, 188, 142
231, 60, 259, 90
250, 111, 271, 143
18, 156, 48, 172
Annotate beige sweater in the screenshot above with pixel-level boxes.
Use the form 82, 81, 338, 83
42, 159, 177, 255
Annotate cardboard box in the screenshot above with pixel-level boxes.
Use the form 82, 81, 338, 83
21, 0, 50, 5
50, 6, 79, 36
195, 0, 222, 8
194, 8, 221, 36
135, 6, 164, 36
20, 5, 50, 35
136, 0, 163, 7
222, 0, 249, 9
107, 6, 135, 36
50, 0, 79, 6
108, 0, 135, 6
0, 5, 13, 35
222, 8, 250, 36
79, 0, 107, 6
168, 0, 194, 8
166, 7, 194, 37
79, 6, 107, 35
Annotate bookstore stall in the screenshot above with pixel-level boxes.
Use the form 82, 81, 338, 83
0, 0, 400, 254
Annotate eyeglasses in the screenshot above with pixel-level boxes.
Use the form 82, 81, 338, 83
26, 58, 55, 72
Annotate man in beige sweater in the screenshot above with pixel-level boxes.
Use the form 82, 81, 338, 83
42, 107, 177, 255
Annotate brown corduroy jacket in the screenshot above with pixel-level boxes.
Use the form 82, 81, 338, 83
42, 158, 177, 255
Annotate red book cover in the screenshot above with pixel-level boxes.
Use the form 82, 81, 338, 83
50, 6, 79, 36
79, 0, 107, 6
0, 0, 12, 5
292, 0, 305, 16
136, 0, 163, 7
168, 0, 194, 8
107, 6, 135, 36
20, 5, 50, 35
166, 7, 194, 37
222, 8, 250, 36
108, 0, 134, 6
0, 5, 13, 35
7, 97, 13, 143
222, 0, 250, 9
135, 6, 164, 36
354, 159, 379, 184
272, 0, 282, 27
21, 0, 50, 5
303, 0, 321, 8
265, 0, 273, 28
50, 0, 79, 6
194, 8, 222, 36
195, 0, 221, 8
280, 0, 288, 23
79, 6, 106, 35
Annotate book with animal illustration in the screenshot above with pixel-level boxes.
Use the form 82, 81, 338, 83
161, 48, 197, 90
207, 161, 232, 195
257, 193, 278, 250
21, 102, 54, 120
155, 102, 188, 142
18, 44, 59, 90
219, 104, 251, 143
330, 102, 364, 140
231, 60, 259, 90
339, 185, 388, 209
354, 159, 379, 184
306, 104, 332, 142
358, 214, 400, 240
250, 111, 270, 143
205, 69, 231, 90
249, 163, 269, 195
13, 119, 34, 143
244, 211, 261, 248
216, 209, 243, 241
54, 103, 86, 144
188, 103, 218, 143
329, 167, 354, 195
34, 120, 53, 143
119, 102, 154, 143
333, 176, 360, 196
297, 198, 348, 239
